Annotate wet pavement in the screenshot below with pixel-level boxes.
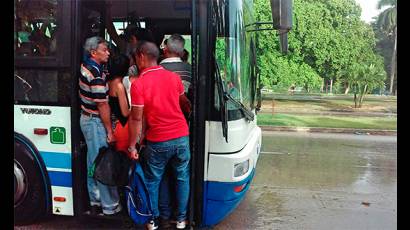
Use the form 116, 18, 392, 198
214, 131, 397, 230
14, 131, 397, 229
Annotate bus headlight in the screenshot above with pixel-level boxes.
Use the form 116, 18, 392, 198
234, 159, 249, 177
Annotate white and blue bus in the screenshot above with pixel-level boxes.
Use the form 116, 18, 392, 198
14, 0, 291, 227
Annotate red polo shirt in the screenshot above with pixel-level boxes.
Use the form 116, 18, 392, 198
130, 66, 189, 142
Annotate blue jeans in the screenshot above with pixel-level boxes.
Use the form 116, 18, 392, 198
159, 166, 175, 220
142, 136, 190, 221
80, 114, 121, 215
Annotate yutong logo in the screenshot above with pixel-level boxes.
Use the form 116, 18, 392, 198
20, 108, 52, 115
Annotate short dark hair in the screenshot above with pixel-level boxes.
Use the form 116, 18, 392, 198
107, 54, 130, 80
134, 41, 159, 61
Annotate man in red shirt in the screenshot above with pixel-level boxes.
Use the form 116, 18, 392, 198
128, 41, 190, 230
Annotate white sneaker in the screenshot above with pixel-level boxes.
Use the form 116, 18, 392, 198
176, 220, 187, 229
146, 219, 159, 230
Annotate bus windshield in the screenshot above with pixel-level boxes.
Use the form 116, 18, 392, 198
214, 0, 255, 116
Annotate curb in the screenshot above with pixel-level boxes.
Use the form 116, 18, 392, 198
259, 126, 397, 136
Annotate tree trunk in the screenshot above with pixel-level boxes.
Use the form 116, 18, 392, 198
389, 27, 397, 95
354, 93, 358, 108
358, 84, 368, 108
330, 79, 333, 94
321, 79, 324, 93
344, 83, 350, 95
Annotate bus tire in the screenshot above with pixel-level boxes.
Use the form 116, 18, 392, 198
14, 140, 48, 225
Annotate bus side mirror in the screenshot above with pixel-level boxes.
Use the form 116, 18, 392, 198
270, 0, 292, 53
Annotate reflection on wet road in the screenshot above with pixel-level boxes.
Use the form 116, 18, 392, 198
215, 131, 397, 230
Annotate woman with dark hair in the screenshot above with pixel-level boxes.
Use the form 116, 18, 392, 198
107, 54, 131, 153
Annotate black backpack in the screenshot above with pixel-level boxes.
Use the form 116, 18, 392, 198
92, 145, 132, 186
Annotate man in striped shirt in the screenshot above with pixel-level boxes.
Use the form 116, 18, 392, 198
160, 34, 192, 100
79, 36, 121, 216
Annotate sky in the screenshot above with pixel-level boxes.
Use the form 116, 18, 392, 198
355, 0, 386, 23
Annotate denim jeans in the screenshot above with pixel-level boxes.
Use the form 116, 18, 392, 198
142, 136, 190, 221
159, 166, 175, 220
80, 114, 121, 214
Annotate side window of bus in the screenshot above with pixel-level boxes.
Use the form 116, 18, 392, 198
14, 70, 71, 105
14, 0, 58, 57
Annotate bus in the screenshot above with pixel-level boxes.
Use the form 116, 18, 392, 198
14, 0, 292, 227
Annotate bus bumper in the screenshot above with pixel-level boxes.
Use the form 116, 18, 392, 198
202, 168, 255, 226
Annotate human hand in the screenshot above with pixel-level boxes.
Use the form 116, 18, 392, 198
107, 131, 116, 143
128, 147, 139, 160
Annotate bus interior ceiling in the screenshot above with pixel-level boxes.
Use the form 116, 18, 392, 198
107, 0, 192, 43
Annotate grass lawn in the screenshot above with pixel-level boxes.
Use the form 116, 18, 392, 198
257, 113, 397, 130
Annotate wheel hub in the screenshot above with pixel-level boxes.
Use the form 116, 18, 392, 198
14, 160, 28, 207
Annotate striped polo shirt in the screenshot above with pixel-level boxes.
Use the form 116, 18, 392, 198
79, 61, 108, 115
160, 57, 192, 93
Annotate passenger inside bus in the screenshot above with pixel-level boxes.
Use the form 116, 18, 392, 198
106, 54, 131, 153
79, 36, 122, 216
105, 2, 154, 77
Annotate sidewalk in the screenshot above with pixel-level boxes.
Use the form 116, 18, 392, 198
260, 125, 397, 136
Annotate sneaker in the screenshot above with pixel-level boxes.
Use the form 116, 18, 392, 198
103, 204, 122, 216
145, 219, 159, 230
176, 220, 187, 229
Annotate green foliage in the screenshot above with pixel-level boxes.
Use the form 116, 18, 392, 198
254, 0, 387, 106
375, 0, 396, 94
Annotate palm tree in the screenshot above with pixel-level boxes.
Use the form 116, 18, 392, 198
376, 0, 397, 95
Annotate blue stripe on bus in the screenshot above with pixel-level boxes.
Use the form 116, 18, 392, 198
40, 151, 71, 169
48, 171, 72, 187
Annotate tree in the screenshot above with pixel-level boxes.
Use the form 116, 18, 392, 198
345, 55, 386, 108
376, 0, 397, 95
254, 0, 387, 103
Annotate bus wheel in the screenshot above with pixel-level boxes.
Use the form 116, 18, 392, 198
14, 140, 48, 225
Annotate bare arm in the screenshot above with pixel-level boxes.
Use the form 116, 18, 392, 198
96, 101, 114, 142
115, 83, 131, 117
128, 106, 144, 160
179, 93, 191, 115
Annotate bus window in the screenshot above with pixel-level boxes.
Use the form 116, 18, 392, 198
14, 0, 59, 57
14, 70, 72, 105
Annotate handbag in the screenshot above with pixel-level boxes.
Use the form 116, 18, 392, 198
92, 145, 132, 186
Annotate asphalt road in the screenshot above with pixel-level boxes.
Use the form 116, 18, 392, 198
14, 131, 397, 230
215, 131, 397, 230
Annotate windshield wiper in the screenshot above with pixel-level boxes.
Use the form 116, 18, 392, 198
214, 58, 228, 142
224, 93, 254, 121
215, 58, 255, 143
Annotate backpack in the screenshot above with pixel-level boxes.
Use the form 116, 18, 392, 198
125, 161, 153, 225
92, 146, 132, 186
